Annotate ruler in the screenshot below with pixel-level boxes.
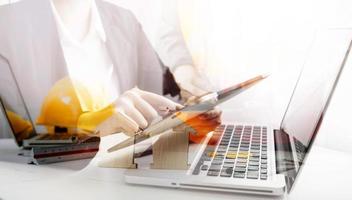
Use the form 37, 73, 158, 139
29, 140, 100, 165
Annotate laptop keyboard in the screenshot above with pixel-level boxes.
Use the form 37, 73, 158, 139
192, 125, 268, 180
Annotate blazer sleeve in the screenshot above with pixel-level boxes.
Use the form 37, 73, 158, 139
154, 0, 193, 72
136, 20, 164, 95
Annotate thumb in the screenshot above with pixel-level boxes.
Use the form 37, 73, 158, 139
115, 111, 140, 136
97, 110, 139, 137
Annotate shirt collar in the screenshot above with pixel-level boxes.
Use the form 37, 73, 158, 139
50, 0, 107, 45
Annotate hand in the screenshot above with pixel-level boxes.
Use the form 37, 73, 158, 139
172, 65, 214, 102
186, 109, 222, 144
173, 65, 222, 144
96, 88, 182, 137
178, 94, 222, 144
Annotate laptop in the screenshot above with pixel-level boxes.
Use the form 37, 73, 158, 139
124, 28, 352, 196
0, 54, 100, 163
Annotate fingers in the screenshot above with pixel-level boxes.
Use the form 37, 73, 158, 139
133, 88, 183, 111
114, 110, 140, 134
118, 99, 148, 129
124, 91, 159, 123
96, 110, 139, 137
111, 88, 184, 136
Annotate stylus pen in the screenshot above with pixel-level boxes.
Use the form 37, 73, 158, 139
108, 74, 269, 153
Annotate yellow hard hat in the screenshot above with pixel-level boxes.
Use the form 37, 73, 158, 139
77, 104, 115, 132
6, 110, 34, 140
36, 77, 115, 133
36, 77, 92, 128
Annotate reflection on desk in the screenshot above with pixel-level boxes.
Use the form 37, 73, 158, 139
0, 133, 351, 200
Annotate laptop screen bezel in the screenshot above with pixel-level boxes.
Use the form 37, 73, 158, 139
0, 55, 38, 147
278, 30, 352, 192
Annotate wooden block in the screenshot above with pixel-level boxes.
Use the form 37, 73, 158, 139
151, 127, 189, 170
98, 137, 137, 169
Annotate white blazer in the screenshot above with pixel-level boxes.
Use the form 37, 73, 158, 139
0, 0, 163, 134
111, 0, 194, 71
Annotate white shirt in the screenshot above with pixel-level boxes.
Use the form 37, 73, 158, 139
50, 1, 119, 112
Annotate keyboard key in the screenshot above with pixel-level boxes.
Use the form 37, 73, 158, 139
220, 142, 229, 146
248, 161, 259, 166
240, 147, 249, 151
211, 161, 223, 165
237, 158, 248, 163
222, 167, 233, 176
250, 150, 260, 153
226, 154, 237, 159
207, 152, 215, 158
234, 173, 245, 178
201, 165, 209, 171
212, 159, 223, 163
260, 174, 268, 180
238, 154, 249, 159
251, 146, 260, 150
223, 164, 234, 168
261, 164, 268, 169
221, 139, 230, 143
250, 153, 260, 157
247, 171, 259, 179
249, 157, 259, 162
215, 155, 225, 159
238, 151, 249, 155
251, 142, 260, 146
224, 159, 236, 163
228, 147, 238, 151
234, 167, 246, 173
261, 169, 268, 174
209, 165, 221, 172
235, 163, 247, 168
248, 166, 259, 171
220, 171, 232, 177
207, 171, 219, 176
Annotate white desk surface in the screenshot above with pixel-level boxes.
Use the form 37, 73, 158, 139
0, 74, 352, 200
0, 134, 351, 200
1, 77, 351, 200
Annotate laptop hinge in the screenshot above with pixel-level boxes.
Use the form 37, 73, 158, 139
274, 130, 297, 191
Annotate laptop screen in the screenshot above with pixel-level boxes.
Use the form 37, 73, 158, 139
279, 29, 352, 189
0, 57, 37, 146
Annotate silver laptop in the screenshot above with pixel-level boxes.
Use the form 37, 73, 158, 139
124, 29, 352, 196
0, 54, 100, 149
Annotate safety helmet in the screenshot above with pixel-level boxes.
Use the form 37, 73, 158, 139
36, 77, 115, 133
36, 77, 92, 129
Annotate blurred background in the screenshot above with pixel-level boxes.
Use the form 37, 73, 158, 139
1, 0, 351, 153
